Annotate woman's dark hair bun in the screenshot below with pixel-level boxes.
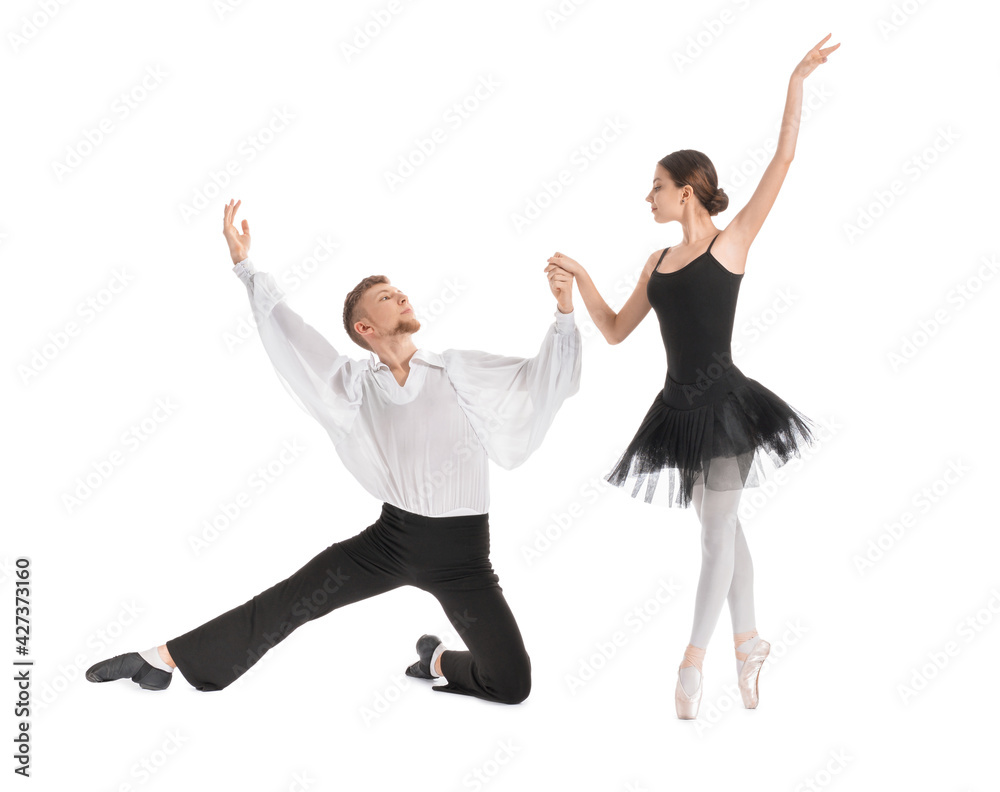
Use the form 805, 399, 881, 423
707, 187, 729, 216
658, 150, 729, 216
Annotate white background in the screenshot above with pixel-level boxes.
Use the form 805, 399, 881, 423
4, 0, 999, 789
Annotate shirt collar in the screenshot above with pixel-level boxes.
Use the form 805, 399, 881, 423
367, 348, 444, 374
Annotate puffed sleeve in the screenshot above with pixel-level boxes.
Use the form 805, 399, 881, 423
441, 308, 581, 470
234, 257, 364, 444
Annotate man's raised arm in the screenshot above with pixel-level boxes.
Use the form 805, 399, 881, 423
440, 268, 582, 470
224, 199, 363, 445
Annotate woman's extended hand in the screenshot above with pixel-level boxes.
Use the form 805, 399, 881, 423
793, 33, 840, 80
223, 198, 251, 265
545, 252, 583, 277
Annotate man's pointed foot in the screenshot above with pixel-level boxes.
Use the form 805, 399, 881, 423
86, 652, 172, 691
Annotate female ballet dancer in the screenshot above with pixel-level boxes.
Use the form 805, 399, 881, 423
545, 34, 839, 719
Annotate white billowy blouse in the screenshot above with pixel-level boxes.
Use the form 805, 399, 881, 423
233, 258, 582, 517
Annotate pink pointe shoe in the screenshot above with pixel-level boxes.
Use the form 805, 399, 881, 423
735, 630, 771, 709
675, 645, 705, 720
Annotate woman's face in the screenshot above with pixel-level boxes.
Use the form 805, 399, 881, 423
646, 164, 682, 224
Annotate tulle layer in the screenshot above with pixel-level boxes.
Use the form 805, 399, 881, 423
604, 365, 816, 509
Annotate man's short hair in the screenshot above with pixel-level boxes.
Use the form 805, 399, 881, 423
343, 275, 389, 352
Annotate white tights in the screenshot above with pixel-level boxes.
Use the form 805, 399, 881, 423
678, 458, 757, 694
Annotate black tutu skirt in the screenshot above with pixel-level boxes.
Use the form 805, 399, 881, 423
604, 363, 816, 509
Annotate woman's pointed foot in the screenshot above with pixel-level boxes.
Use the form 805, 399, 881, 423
675, 644, 705, 719
675, 667, 703, 719
737, 638, 770, 708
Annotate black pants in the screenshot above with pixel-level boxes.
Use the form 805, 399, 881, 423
166, 502, 530, 704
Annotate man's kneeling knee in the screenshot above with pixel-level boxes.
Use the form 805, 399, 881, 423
493, 656, 531, 704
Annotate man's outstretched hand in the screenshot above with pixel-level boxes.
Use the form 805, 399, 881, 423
223, 199, 251, 266
546, 254, 574, 314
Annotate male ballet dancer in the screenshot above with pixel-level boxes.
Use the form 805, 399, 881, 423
86, 199, 581, 704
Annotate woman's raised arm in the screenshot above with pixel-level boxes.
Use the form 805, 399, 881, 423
727, 34, 840, 253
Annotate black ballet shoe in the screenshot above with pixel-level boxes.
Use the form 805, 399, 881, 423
86, 652, 172, 691
404, 634, 442, 680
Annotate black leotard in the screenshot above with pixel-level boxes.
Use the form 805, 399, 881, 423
604, 232, 816, 508
648, 233, 742, 384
